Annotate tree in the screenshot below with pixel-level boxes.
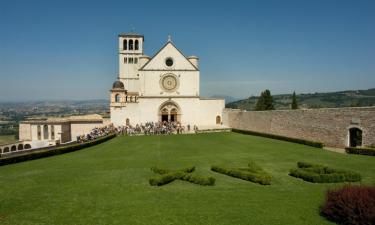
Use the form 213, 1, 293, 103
291, 91, 298, 109
255, 89, 274, 111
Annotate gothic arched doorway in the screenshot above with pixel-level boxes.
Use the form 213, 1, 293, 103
349, 127, 362, 147
159, 101, 181, 123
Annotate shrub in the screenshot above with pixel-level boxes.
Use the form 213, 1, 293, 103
149, 171, 185, 186
182, 173, 216, 186
321, 185, 375, 225
149, 166, 215, 186
151, 166, 195, 175
232, 129, 324, 148
0, 134, 116, 166
211, 162, 272, 185
289, 162, 361, 183
345, 147, 375, 156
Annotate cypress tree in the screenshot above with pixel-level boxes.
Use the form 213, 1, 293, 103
255, 89, 274, 111
291, 91, 298, 109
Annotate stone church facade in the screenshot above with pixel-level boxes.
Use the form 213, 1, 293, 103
110, 33, 225, 126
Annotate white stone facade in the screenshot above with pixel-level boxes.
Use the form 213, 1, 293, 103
110, 33, 225, 127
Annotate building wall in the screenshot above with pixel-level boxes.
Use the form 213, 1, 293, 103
19, 123, 31, 141
70, 122, 103, 140
111, 97, 225, 127
223, 107, 375, 148
139, 71, 199, 97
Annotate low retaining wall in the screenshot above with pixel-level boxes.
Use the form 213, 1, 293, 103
223, 107, 375, 148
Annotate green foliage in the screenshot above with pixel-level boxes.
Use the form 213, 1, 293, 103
0, 134, 116, 166
149, 166, 215, 186
151, 166, 195, 174
211, 162, 272, 185
345, 147, 375, 156
321, 185, 375, 225
232, 129, 324, 148
254, 89, 274, 111
226, 88, 375, 110
289, 162, 361, 183
291, 91, 298, 109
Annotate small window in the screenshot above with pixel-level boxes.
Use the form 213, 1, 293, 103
165, 58, 173, 67
115, 94, 121, 102
134, 58, 138, 64
129, 58, 133, 64
135, 40, 139, 50
24, 144, 31, 149
124, 57, 127, 64
123, 39, 127, 50
129, 40, 134, 50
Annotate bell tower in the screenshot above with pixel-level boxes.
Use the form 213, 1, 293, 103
118, 33, 144, 92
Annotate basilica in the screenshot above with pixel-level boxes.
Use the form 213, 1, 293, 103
110, 33, 225, 126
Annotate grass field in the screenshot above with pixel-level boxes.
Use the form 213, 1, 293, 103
0, 132, 374, 225
0, 135, 15, 145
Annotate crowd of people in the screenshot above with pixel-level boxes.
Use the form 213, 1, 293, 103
77, 121, 199, 142
76, 125, 116, 143
114, 121, 197, 135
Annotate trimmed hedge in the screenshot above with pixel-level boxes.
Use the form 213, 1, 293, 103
321, 185, 375, 225
211, 162, 272, 185
0, 134, 116, 166
232, 128, 324, 148
289, 162, 361, 183
345, 147, 375, 156
181, 173, 216, 186
151, 166, 195, 175
149, 166, 215, 186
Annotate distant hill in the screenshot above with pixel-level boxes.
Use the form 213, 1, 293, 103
209, 95, 240, 104
226, 88, 375, 110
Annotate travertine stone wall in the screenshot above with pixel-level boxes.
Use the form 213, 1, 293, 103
223, 107, 375, 148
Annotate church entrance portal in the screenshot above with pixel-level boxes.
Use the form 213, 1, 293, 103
159, 101, 180, 123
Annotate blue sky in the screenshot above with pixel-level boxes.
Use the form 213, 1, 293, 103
0, 0, 374, 101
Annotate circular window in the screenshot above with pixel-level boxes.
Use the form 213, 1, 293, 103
165, 58, 174, 67
160, 74, 179, 91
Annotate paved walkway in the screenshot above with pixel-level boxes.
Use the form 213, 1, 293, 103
324, 147, 346, 154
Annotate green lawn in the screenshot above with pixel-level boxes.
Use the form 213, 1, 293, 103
0, 132, 374, 225
0, 135, 15, 145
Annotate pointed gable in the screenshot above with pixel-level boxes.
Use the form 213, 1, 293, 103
140, 42, 198, 71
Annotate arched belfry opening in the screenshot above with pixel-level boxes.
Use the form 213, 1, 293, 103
349, 127, 362, 147
159, 101, 181, 123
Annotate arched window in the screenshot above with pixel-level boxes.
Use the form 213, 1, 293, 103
135, 40, 139, 50
134, 58, 138, 64
24, 144, 31, 149
129, 40, 134, 50
4, 147, 9, 153
349, 127, 362, 147
18, 144, 24, 150
115, 94, 121, 102
129, 58, 133, 64
43, 125, 49, 140
216, 116, 221, 124
37, 125, 41, 140
123, 39, 127, 50
51, 125, 55, 140
124, 57, 127, 64
11, 145, 17, 151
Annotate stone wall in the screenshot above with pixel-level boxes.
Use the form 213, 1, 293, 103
223, 107, 375, 148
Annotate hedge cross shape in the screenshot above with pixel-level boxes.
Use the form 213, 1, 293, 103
149, 166, 215, 186
211, 162, 272, 185
289, 162, 361, 183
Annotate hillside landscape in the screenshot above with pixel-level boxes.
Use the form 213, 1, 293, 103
226, 88, 375, 110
